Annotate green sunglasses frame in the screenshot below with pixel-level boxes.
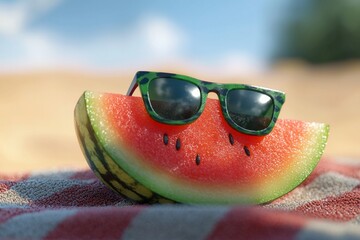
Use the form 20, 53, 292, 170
127, 71, 286, 136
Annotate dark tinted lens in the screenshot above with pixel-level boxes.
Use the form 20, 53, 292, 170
226, 89, 274, 131
148, 78, 201, 120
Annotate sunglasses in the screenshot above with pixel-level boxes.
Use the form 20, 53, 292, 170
127, 71, 286, 136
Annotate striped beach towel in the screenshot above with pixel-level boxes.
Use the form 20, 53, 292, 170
0, 157, 359, 239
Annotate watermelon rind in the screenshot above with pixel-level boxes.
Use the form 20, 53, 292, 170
75, 92, 174, 203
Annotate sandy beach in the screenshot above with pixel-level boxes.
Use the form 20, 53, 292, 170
1, 63, 360, 173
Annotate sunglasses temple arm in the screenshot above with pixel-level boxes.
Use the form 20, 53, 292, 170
126, 75, 138, 96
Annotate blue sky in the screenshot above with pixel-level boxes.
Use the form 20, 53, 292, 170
0, 0, 290, 74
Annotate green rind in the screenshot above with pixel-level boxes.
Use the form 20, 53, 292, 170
74, 92, 174, 204
77, 91, 329, 204
255, 122, 329, 203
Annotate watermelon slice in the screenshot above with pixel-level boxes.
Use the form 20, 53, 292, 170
74, 91, 329, 204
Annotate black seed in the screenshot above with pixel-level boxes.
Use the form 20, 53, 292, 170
163, 133, 169, 145
228, 133, 234, 145
196, 154, 201, 165
244, 146, 251, 157
176, 138, 181, 151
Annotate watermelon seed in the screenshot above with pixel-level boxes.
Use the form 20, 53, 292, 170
196, 154, 201, 165
244, 146, 251, 157
163, 133, 169, 145
176, 138, 181, 151
228, 133, 234, 145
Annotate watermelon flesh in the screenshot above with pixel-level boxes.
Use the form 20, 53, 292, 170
75, 91, 329, 204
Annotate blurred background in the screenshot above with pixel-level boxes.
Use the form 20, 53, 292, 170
1, 0, 360, 173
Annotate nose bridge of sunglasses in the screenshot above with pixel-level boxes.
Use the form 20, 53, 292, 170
206, 92, 219, 99
200, 81, 226, 97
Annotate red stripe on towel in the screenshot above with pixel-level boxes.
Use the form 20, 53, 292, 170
295, 184, 360, 222
45, 206, 143, 240
32, 181, 125, 207
207, 207, 306, 240
0, 182, 12, 194
70, 170, 98, 180
0, 173, 30, 182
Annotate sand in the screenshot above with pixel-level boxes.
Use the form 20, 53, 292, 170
1, 63, 360, 173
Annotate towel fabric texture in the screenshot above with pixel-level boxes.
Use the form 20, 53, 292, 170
0, 157, 359, 239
